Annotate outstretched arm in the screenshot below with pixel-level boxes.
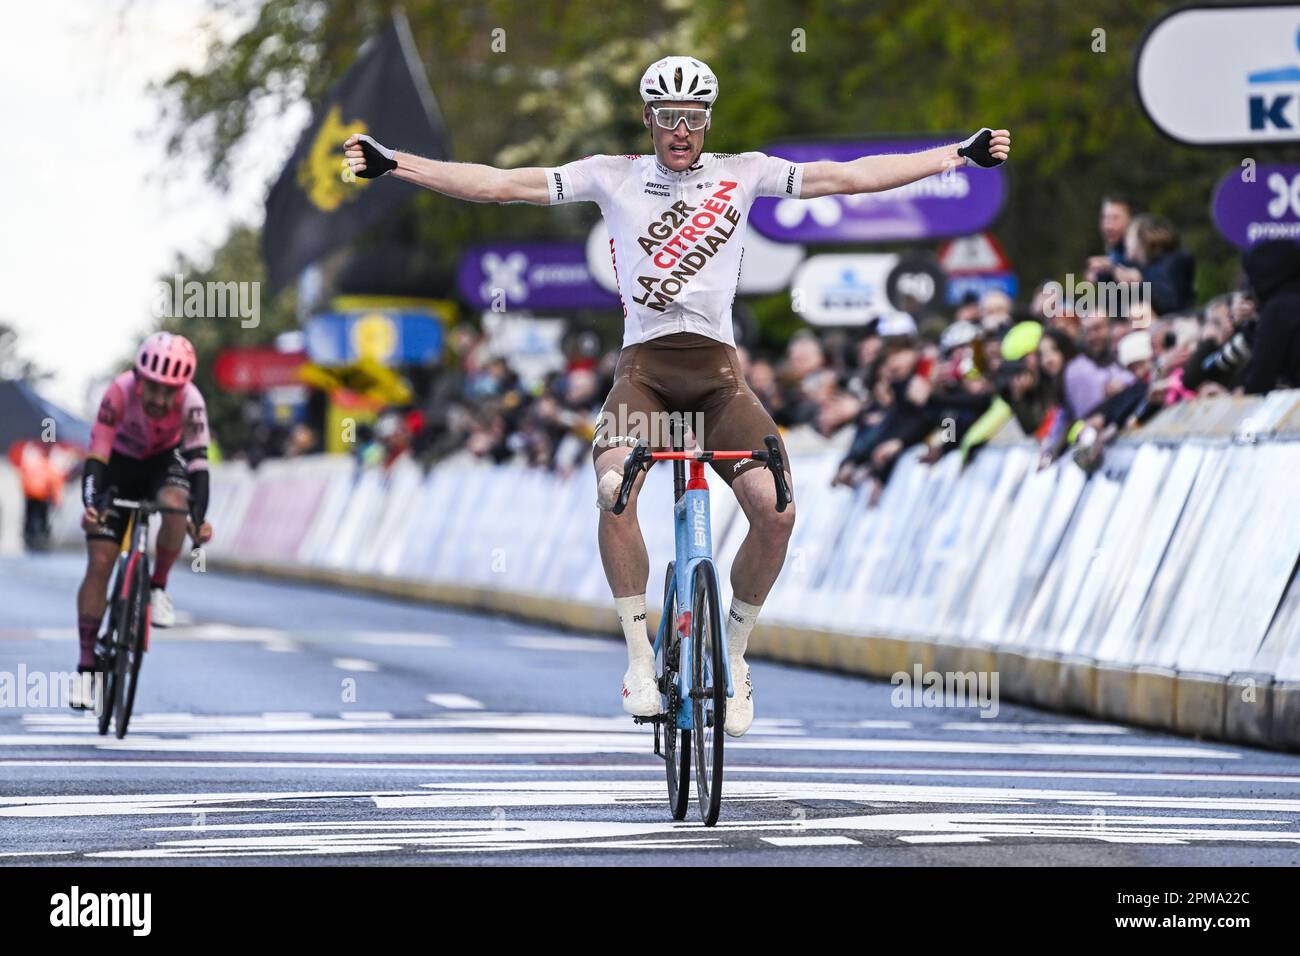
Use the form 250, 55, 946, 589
799, 128, 1011, 199
343, 134, 550, 204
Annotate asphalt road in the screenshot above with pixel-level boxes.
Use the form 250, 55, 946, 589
2, 552, 1299, 866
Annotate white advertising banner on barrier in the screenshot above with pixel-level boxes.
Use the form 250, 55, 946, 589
60, 406, 1294, 694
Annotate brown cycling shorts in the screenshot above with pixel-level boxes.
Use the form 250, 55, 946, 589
591, 332, 792, 488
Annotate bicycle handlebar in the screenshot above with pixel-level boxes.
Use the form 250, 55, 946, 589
611, 435, 791, 515
95, 489, 190, 518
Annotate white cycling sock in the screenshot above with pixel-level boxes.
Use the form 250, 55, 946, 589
727, 597, 762, 662
615, 594, 654, 669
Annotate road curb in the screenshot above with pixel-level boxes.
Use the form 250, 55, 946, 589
1270, 682, 1300, 749
1173, 673, 1227, 741
1225, 673, 1273, 746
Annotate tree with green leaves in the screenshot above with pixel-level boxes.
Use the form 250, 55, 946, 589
160, 0, 1300, 346
149, 227, 301, 453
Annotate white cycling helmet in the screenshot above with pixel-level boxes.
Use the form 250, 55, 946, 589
640, 56, 718, 105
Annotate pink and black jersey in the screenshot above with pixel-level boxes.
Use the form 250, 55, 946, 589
90, 371, 210, 469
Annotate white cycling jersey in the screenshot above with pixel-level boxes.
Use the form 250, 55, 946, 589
544, 152, 805, 348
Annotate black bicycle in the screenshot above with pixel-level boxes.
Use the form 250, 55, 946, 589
94, 493, 190, 738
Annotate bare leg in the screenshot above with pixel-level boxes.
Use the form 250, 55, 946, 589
595, 447, 651, 598
155, 485, 189, 555
594, 447, 662, 716
728, 466, 796, 605
78, 540, 119, 622
720, 465, 795, 738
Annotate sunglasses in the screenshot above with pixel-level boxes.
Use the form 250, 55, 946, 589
650, 106, 711, 132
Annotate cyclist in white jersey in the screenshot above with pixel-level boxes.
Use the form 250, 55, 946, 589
344, 56, 1010, 734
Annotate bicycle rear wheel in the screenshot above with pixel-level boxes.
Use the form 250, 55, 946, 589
117, 553, 150, 738
691, 560, 725, 826
659, 562, 690, 820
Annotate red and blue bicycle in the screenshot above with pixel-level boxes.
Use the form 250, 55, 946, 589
613, 435, 790, 826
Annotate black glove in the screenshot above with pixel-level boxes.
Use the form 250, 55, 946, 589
350, 134, 398, 179
957, 128, 1003, 168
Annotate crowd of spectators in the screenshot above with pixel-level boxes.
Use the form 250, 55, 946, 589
354, 195, 1300, 498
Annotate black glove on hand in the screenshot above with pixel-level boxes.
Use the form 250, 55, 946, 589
351, 134, 398, 179
957, 128, 1003, 168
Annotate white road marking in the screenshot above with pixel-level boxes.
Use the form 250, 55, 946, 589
157, 624, 292, 643
4, 780, 1285, 820
730, 738, 1237, 759
506, 636, 614, 652
0, 850, 77, 857
21, 623, 452, 650
358, 633, 452, 648
0, 725, 1238, 759
426, 695, 484, 710
0, 789, 406, 818
940, 722, 1132, 734
5, 759, 1296, 787
70, 805, 1300, 859
332, 658, 378, 673
2, 697, 1298, 860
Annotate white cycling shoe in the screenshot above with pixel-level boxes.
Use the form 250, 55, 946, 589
724, 658, 754, 737
150, 588, 176, 628
622, 659, 662, 717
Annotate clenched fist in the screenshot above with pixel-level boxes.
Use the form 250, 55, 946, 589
343, 134, 398, 179
957, 128, 1011, 168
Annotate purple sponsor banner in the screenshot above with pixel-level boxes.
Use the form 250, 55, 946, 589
458, 242, 619, 309
750, 139, 1006, 243
1213, 164, 1300, 249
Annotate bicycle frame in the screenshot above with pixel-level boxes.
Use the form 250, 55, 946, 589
105, 505, 150, 652
650, 456, 734, 732
104, 496, 186, 652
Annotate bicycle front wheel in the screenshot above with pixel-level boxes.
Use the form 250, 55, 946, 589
691, 560, 725, 826
97, 608, 118, 737
115, 553, 150, 739
659, 562, 690, 820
